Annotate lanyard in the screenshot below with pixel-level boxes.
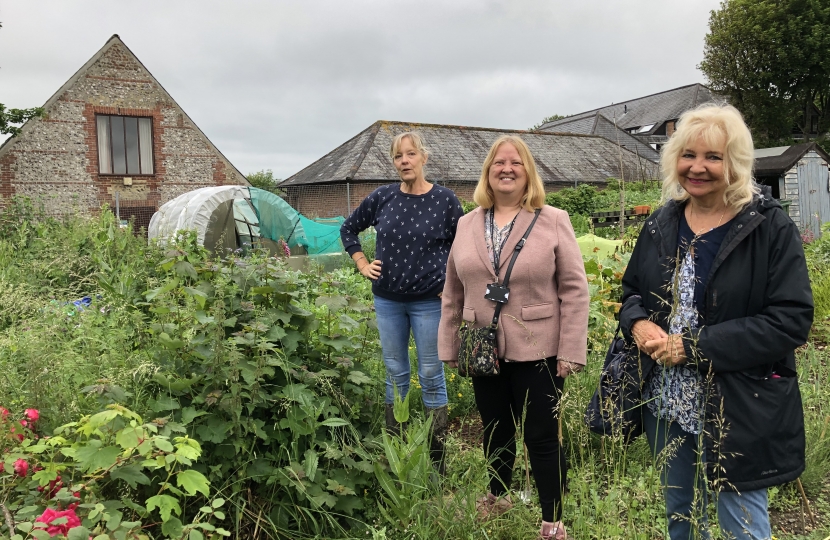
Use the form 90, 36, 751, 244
488, 209, 520, 277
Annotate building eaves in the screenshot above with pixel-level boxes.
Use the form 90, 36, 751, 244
754, 142, 830, 176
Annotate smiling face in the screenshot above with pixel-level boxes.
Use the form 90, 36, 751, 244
676, 134, 728, 204
487, 142, 528, 203
393, 136, 427, 184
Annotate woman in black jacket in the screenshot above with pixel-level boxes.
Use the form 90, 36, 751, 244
620, 104, 813, 540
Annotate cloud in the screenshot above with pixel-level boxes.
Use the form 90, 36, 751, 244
0, 0, 719, 179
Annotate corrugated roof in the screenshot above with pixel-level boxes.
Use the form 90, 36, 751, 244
281, 120, 657, 187
754, 142, 830, 176
538, 83, 724, 134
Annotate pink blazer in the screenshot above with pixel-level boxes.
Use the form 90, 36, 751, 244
438, 206, 590, 365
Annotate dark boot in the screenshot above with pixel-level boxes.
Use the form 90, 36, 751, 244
426, 405, 448, 475
384, 403, 404, 437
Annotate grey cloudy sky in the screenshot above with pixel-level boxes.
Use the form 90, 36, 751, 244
1, 0, 720, 180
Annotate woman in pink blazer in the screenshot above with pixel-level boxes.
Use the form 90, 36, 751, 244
438, 135, 589, 540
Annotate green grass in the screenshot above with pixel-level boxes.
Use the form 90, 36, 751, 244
0, 201, 828, 539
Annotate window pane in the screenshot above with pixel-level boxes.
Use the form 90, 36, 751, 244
138, 118, 153, 174
111, 116, 126, 175
96, 116, 112, 174
125, 117, 140, 175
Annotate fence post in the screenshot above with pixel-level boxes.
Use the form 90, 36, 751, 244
346, 182, 351, 217
115, 191, 120, 222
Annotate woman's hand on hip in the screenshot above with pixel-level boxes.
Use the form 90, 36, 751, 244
631, 319, 668, 354
644, 334, 687, 367
557, 359, 582, 378
359, 260, 382, 280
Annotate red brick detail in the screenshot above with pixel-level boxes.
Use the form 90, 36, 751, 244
0, 151, 17, 205
83, 103, 165, 213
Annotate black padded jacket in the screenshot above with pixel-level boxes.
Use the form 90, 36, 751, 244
620, 189, 814, 492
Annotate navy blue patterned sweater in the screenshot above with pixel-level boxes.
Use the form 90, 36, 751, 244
340, 184, 464, 302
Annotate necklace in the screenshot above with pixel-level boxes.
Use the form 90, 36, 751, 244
689, 204, 726, 235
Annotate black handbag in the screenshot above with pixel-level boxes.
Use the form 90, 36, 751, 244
584, 326, 650, 440
457, 209, 541, 377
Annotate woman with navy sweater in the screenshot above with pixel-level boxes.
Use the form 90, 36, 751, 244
340, 131, 464, 473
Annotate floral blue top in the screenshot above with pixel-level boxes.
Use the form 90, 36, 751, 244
643, 245, 705, 434
642, 214, 731, 435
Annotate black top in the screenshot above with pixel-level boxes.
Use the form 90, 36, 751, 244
677, 213, 731, 317
340, 183, 464, 302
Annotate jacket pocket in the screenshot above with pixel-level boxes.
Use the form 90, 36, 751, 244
463, 306, 476, 323
522, 302, 555, 321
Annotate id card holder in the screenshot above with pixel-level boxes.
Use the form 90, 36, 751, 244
484, 282, 510, 304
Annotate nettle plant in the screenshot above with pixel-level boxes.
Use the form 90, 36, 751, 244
1, 404, 227, 540
139, 233, 382, 534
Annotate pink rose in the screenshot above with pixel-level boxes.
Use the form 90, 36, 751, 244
0, 407, 9, 420
35, 507, 81, 537
13, 459, 29, 477
25, 409, 39, 422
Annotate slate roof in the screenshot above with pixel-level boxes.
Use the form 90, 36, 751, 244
538, 84, 724, 135
754, 142, 830, 176
534, 113, 660, 162
281, 121, 657, 187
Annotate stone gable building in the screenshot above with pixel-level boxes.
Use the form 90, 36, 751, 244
0, 35, 246, 230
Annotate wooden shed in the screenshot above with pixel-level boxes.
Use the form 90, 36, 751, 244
754, 142, 830, 237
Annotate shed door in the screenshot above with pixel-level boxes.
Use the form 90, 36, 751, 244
798, 157, 830, 237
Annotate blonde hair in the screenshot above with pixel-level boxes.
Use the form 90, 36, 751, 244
473, 135, 546, 210
389, 131, 429, 160
660, 103, 759, 210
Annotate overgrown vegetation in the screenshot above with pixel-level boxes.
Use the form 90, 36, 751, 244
1, 199, 828, 539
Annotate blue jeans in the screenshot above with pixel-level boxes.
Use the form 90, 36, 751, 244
373, 296, 448, 409
644, 411, 772, 540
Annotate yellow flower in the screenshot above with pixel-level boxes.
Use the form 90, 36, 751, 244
457, 393, 463, 398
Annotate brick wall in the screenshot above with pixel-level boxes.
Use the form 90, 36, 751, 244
282, 180, 569, 219
0, 38, 245, 227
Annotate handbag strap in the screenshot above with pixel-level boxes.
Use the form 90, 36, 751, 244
489, 208, 542, 328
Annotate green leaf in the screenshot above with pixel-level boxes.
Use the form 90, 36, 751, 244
88, 409, 120, 428
75, 444, 121, 472
195, 418, 233, 444
67, 526, 91, 540
31, 530, 52, 540
161, 516, 184, 538
145, 279, 178, 301
149, 395, 180, 412
115, 426, 144, 449
251, 286, 276, 295
184, 286, 207, 308
158, 332, 186, 350
146, 494, 182, 521
321, 417, 349, 427
177, 469, 211, 497
110, 464, 151, 488
338, 314, 360, 330
280, 329, 303, 352
265, 325, 287, 341
174, 261, 198, 279
194, 310, 215, 324
346, 370, 373, 385
181, 407, 208, 425
315, 295, 348, 311
303, 449, 319, 482
155, 438, 175, 453
211, 497, 226, 508
189, 529, 205, 540
319, 335, 351, 351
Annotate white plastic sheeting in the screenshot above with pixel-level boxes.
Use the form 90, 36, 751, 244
148, 185, 251, 245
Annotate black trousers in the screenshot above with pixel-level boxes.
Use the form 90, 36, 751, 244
472, 357, 565, 522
